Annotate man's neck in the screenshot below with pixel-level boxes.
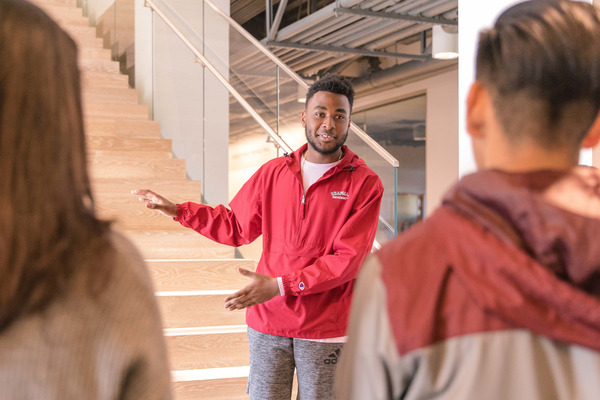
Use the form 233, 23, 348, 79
304, 147, 343, 164
483, 140, 580, 172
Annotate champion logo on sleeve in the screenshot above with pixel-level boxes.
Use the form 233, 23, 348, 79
299, 282, 305, 290
331, 191, 349, 200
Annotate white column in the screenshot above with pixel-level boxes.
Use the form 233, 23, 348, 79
425, 70, 459, 215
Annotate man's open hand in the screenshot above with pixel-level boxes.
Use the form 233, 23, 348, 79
131, 189, 178, 218
225, 268, 280, 310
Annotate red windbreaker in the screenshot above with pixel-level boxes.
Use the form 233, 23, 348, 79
175, 144, 383, 339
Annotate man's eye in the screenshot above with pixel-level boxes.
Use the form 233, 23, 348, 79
336, 115, 345, 120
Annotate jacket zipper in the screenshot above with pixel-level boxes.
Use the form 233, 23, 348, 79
301, 194, 307, 219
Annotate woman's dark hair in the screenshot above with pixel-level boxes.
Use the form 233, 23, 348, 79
0, 0, 112, 332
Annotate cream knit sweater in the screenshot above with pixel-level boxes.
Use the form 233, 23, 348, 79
0, 232, 172, 399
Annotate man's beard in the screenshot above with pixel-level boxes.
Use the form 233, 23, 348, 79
305, 126, 348, 155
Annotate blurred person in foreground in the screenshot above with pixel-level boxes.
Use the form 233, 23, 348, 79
336, 1, 600, 399
0, 0, 172, 398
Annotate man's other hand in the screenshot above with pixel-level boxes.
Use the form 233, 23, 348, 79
225, 268, 280, 310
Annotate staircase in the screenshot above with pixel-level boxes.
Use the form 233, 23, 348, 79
30, 0, 253, 398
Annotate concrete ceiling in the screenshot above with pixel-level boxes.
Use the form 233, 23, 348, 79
228, 0, 458, 142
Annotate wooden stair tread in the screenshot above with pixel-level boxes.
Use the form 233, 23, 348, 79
148, 260, 256, 292
119, 230, 235, 259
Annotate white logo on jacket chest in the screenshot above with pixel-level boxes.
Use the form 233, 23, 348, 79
331, 191, 349, 200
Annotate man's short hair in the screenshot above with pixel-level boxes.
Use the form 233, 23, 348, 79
476, 0, 600, 149
306, 74, 355, 111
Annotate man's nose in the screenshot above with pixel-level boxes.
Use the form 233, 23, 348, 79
322, 115, 335, 130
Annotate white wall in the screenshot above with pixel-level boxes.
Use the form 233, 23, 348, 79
135, 0, 230, 204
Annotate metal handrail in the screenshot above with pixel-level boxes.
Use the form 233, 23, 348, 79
144, 0, 293, 155
202, 0, 399, 168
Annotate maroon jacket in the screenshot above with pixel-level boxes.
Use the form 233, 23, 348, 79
175, 144, 383, 339
337, 168, 600, 399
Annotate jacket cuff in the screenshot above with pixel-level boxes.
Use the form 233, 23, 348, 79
281, 274, 291, 295
281, 274, 307, 295
174, 203, 184, 222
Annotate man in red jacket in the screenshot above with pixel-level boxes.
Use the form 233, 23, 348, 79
336, 1, 600, 399
133, 74, 383, 400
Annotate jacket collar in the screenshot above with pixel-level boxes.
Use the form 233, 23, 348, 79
287, 144, 363, 172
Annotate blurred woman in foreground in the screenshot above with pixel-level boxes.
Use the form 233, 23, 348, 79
0, 0, 172, 398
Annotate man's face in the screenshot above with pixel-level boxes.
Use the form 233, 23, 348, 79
301, 91, 351, 160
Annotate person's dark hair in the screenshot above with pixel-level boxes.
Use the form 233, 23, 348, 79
476, 0, 600, 149
0, 0, 112, 332
306, 74, 355, 111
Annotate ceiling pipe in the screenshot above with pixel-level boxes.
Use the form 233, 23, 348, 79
352, 57, 457, 94
364, 8, 457, 49
267, 0, 289, 41
273, 0, 367, 41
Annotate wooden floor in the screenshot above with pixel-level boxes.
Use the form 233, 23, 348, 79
29, 0, 255, 398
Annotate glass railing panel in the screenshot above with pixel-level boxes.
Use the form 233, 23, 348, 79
229, 93, 284, 197
344, 131, 398, 243
206, 4, 281, 137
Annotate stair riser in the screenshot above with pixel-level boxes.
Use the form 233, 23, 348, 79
148, 260, 256, 292
82, 73, 129, 89
89, 158, 186, 180
159, 296, 246, 329
173, 378, 248, 400
87, 136, 172, 153
121, 230, 235, 260
167, 332, 249, 370
83, 87, 139, 104
91, 179, 202, 200
85, 119, 161, 138
84, 103, 148, 120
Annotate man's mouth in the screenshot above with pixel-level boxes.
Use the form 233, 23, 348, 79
319, 133, 336, 139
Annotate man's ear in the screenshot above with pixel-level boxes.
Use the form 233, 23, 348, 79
582, 111, 600, 148
301, 110, 306, 127
466, 81, 489, 139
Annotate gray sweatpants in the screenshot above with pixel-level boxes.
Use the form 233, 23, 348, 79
247, 327, 343, 400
